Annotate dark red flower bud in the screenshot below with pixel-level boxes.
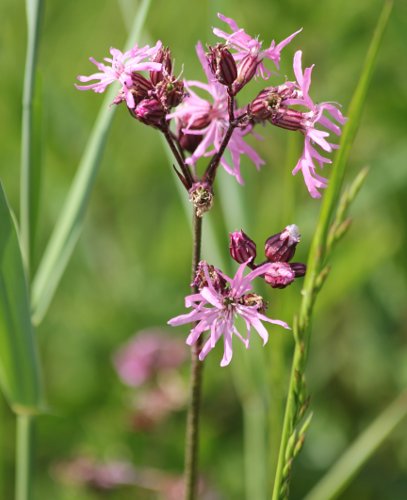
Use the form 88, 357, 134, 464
192, 261, 226, 293
229, 230, 257, 264
265, 225, 301, 262
232, 54, 259, 94
270, 107, 304, 131
207, 44, 237, 86
289, 262, 306, 277
188, 182, 214, 217
132, 98, 165, 127
264, 262, 295, 289
150, 46, 173, 86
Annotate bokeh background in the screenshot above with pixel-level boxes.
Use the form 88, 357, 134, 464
1, 0, 406, 498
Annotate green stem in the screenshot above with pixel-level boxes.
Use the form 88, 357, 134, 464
15, 415, 34, 500
184, 212, 204, 500
20, 0, 43, 274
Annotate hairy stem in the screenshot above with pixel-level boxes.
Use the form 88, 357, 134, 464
184, 212, 204, 500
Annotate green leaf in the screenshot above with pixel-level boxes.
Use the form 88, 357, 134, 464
0, 183, 43, 414
31, 0, 152, 325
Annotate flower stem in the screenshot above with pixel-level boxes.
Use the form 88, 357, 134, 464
15, 415, 34, 500
184, 211, 204, 500
162, 124, 194, 188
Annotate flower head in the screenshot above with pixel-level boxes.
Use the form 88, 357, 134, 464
75, 42, 163, 108
168, 261, 289, 366
213, 13, 301, 85
168, 42, 264, 184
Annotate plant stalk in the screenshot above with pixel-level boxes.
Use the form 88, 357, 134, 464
15, 415, 34, 500
184, 212, 204, 500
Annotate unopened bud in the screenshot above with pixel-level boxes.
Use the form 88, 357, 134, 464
264, 262, 295, 289
290, 262, 306, 277
265, 224, 301, 262
232, 54, 259, 94
132, 98, 165, 127
192, 261, 226, 292
207, 44, 237, 86
229, 230, 257, 264
189, 182, 214, 217
270, 107, 304, 131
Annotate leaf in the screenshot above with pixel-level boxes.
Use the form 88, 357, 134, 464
0, 183, 43, 414
31, 0, 153, 325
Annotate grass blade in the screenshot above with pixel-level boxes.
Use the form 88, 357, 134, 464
305, 390, 407, 500
0, 183, 43, 414
20, 0, 43, 274
31, 0, 152, 325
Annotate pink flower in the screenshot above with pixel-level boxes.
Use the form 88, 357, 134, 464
113, 329, 186, 387
282, 51, 347, 197
168, 261, 289, 366
75, 42, 163, 108
213, 13, 302, 79
168, 42, 264, 184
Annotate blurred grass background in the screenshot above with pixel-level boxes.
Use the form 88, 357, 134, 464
1, 0, 406, 498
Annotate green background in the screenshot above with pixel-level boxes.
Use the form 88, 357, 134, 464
1, 0, 406, 498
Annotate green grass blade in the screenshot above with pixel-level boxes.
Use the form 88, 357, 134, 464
20, 0, 43, 275
0, 184, 43, 414
301, 0, 393, 315
31, 0, 152, 325
305, 390, 407, 500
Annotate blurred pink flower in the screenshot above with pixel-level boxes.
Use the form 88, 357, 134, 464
168, 261, 289, 366
213, 13, 302, 78
168, 42, 264, 184
113, 329, 187, 387
75, 42, 162, 108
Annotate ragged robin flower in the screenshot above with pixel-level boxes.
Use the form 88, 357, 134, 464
168, 261, 289, 366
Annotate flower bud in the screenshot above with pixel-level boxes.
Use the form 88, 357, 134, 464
189, 182, 214, 217
232, 54, 259, 94
207, 44, 237, 86
156, 77, 185, 109
132, 98, 165, 127
229, 230, 257, 264
289, 262, 306, 277
264, 262, 295, 289
265, 224, 301, 262
270, 107, 304, 131
192, 261, 226, 293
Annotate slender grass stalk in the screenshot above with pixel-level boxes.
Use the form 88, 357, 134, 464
20, 0, 43, 274
31, 0, 152, 325
271, 2, 393, 498
15, 415, 33, 500
184, 212, 203, 500
305, 390, 407, 500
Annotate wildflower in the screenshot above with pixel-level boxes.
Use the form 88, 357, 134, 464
213, 13, 301, 90
168, 42, 264, 184
207, 43, 237, 86
168, 261, 289, 366
75, 42, 163, 108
